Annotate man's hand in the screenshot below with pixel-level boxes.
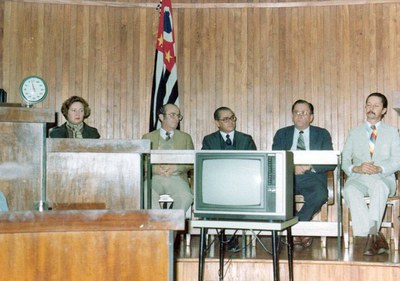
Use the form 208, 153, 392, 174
352, 162, 382, 175
295, 165, 312, 175
155, 164, 178, 176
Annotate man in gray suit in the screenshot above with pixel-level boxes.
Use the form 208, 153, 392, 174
0, 192, 8, 211
202, 107, 257, 150
342, 92, 400, 256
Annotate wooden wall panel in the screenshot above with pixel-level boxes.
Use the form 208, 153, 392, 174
0, 0, 400, 152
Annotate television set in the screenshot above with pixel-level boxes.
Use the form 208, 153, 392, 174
194, 150, 294, 221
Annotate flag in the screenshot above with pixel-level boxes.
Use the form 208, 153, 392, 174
149, 0, 179, 131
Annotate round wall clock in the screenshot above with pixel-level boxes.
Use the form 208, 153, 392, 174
19, 75, 48, 107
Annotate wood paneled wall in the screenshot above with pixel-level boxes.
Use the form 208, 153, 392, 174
1, 0, 400, 150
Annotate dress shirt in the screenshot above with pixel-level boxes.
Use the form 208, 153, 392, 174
291, 127, 310, 150
220, 131, 235, 143
160, 128, 174, 140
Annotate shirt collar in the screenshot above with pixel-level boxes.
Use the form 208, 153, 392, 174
160, 128, 174, 139
220, 130, 235, 141
366, 121, 381, 130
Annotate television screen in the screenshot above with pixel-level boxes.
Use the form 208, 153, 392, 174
202, 158, 262, 206
194, 150, 293, 221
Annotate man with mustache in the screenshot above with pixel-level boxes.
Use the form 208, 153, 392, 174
342, 92, 400, 256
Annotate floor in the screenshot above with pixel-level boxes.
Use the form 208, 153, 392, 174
175, 234, 400, 264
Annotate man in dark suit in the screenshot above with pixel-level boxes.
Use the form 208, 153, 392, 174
272, 99, 335, 249
201, 106, 257, 252
202, 107, 257, 150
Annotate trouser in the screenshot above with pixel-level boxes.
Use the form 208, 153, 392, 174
149, 175, 193, 212
295, 173, 328, 221
343, 175, 391, 236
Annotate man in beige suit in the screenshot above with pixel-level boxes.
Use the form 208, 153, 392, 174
342, 92, 400, 256
142, 104, 194, 212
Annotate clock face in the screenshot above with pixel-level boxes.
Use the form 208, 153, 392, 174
20, 76, 48, 104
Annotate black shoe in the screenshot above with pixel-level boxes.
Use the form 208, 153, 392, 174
376, 232, 389, 255
227, 236, 240, 252
363, 234, 377, 256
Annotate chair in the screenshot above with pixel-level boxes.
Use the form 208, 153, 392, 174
149, 150, 195, 246
343, 171, 400, 250
289, 150, 342, 249
291, 170, 336, 248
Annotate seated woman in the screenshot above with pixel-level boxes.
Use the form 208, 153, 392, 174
50, 96, 100, 139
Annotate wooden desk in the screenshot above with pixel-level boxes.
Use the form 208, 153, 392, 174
0, 209, 184, 281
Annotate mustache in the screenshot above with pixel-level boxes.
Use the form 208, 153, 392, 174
367, 111, 376, 115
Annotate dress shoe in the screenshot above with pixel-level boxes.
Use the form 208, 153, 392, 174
363, 234, 377, 256
293, 236, 304, 249
301, 236, 313, 248
227, 236, 240, 252
375, 232, 389, 255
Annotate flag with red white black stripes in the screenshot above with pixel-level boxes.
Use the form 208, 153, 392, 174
149, 0, 179, 131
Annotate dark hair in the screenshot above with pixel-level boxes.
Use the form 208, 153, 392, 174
61, 96, 91, 120
366, 92, 388, 109
213, 107, 234, 120
158, 103, 179, 115
292, 99, 314, 115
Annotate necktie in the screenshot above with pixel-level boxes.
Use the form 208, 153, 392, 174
225, 134, 232, 146
297, 131, 306, 150
165, 131, 171, 141
369, 125, 377, 156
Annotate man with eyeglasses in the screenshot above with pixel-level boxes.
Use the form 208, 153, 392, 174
201, 107, 257, 252
142, 103, 194, 212
272, 99, 335, 249
201, 107, 257, 150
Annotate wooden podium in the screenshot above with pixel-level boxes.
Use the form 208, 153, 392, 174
0, 106, 54, 210
46, 139, 151, 210
0, 209, 185, 281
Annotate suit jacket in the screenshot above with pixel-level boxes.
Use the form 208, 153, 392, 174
49, 122, 100, 139
201, 131, 257, 150
272, 125, 335, 174
142, 129, 194, 179
142, 129, 194, 150
342, 123, 400, 194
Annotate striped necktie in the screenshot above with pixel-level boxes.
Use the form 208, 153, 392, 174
369, 125, 377, 156
297, 131, 306, 150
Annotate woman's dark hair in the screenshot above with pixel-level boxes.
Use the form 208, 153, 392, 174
61, 96, 91, 120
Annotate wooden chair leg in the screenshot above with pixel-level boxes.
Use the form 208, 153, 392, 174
320, 236, 327, 248
392, 201, 400, 250
186, 233, 191, 246
342, 200, 350, 249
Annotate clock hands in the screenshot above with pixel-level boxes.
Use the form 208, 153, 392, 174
31, 80, 36, 93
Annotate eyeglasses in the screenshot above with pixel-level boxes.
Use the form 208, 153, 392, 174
166, 113, 183, 121
218, 115, 237, 122
293, 111, 311, 116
